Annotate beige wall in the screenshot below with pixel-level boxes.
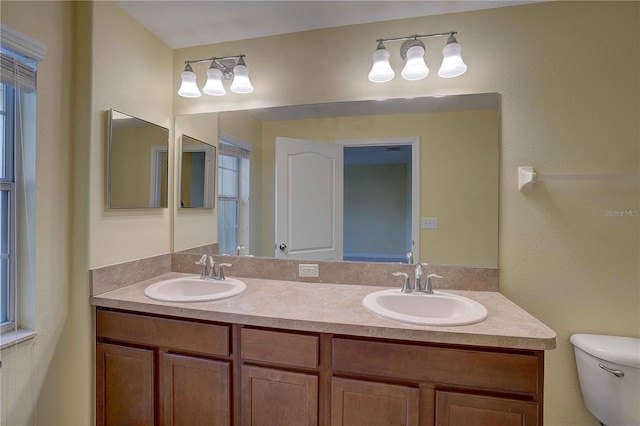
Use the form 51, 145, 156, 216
2, 1, 174, 424
1, 1, 80, 424
175, 3, 639, 425
89, 1, 174, 268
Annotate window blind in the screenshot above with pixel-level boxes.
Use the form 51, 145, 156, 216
219, 141, 250, 159
0, 52, 36, 93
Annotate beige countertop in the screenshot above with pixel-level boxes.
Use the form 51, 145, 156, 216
90, 272, 556, 351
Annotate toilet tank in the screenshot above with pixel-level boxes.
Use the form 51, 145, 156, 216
570, 334, 640, 426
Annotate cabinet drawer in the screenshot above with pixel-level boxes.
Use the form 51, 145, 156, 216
96, 309, 230, 356
332, 338, 540, 394
436, 391, 539, 426
241, 328, 319, 369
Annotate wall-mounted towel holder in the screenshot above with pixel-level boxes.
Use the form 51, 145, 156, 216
518, 166, 640, 191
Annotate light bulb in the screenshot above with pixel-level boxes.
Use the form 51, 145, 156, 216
401, 45, 429, 81
203, 67, 226, 96
177, 64, 201, 98
368, 43, 395, 83
438, 36, 468, 78
230, 58, 254, 94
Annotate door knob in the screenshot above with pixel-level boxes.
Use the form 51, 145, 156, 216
278, 243, 287, 252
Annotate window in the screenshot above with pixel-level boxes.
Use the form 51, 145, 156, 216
217, 135, 251, 256
1, 83, 15, 331
0, 28, 44, 339
218, 154, 240, 255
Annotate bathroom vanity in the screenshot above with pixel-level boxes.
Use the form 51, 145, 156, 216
91, 273, 555, 426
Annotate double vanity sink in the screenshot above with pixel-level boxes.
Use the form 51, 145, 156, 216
92, 268, 555, 426
143, 275, 488, 327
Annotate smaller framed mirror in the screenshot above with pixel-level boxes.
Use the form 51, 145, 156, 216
108, 109, 169, 209
179, 135, 217, 209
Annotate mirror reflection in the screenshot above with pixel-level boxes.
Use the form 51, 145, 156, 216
108, 109, 169, 209
176, 93, 499, 267
179, 135, 216, 209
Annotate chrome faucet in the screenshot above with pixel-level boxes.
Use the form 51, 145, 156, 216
414, 262, 425, 291
424, 273, 443, 295
406, 251, 414, 264
393, 272, 411, 293
210, 261, 232, 280
393, 255, 441, 294
206, 255, 216, 279
413, 262, 432, 292
195, 255, 232, 280
195, 254, 209, 279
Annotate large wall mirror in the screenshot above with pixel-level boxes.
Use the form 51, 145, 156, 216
179, 135, 216, 209
108, 109, 169, 209
174, 92, 499, 267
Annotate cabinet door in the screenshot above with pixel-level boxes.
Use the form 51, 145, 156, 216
436, 391, 539, 426
96, 342, 155, 426
332, 378, 420, 426
241, 365, 318, 426
162, 353, 231, 426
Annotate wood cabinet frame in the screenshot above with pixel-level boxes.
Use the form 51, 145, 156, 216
95, 308, 545, 426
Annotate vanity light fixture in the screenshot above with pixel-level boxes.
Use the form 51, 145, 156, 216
178, 54, 254, 98
368, 31, 467, 83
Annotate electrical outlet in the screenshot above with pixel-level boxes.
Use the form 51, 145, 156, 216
421, 217, 438, 229
299, 263, 319, 278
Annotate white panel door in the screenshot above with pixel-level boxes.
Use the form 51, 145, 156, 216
275, 137, 343, 260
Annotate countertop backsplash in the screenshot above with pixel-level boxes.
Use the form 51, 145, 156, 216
91, 252, 498, 296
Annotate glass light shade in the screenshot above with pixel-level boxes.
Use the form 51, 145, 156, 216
438, 41, 468, 78
368, 47, 395, 83
230, 64, 254, 94
177, 68, 201, 98
401, 45, 429, 81
203, 67, 226, 96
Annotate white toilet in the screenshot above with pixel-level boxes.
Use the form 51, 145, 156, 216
571, 334, 640, 426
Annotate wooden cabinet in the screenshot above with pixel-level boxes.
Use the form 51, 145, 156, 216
161, 353, 231, 426
96, 342, 155, 426
435, 391, 538, 426
241, 365, 318, 426
95, 308, 545, 426
96, 309, 232, 426
332, 378, 420, 426
240, 328, 320, 426
331, 338, 544, 426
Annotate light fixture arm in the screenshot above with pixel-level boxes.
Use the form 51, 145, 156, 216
184, 54, 246, 80
184, 54, 246, 66
376, 31, 457, 45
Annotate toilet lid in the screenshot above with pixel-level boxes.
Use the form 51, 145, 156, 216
571, 334, 640, 368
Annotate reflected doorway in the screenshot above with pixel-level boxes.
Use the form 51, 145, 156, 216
339, 137, 420, 263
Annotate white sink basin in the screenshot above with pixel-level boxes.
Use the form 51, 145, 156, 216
144, 276, 246, 302
362, 289, 488, 326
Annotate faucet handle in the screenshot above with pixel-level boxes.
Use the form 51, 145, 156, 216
215, 263, 232, 280
424, 273, 443, 294
195, 254, 209, 279
393, 272, 411, 293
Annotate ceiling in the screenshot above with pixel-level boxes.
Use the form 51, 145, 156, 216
115, 1, 538, 49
